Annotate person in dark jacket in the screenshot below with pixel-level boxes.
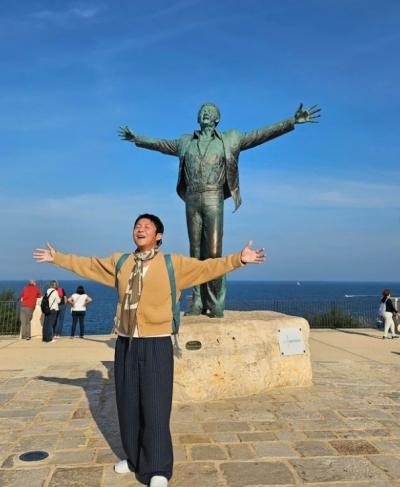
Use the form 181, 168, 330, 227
381, 288, 400, 339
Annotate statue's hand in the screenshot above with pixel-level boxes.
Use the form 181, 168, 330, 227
118, 126, 137, 142
293, 103, 321, 124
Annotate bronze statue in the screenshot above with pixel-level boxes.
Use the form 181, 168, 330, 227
118, 102, 320, 317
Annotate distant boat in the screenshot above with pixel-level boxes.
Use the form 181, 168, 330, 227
297, 282, 300, 286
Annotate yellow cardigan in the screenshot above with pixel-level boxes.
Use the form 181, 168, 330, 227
53, 251, 244, 337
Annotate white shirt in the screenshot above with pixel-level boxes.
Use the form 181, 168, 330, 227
70, 293, 89, 312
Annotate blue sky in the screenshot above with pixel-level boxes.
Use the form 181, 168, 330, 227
1, 0, 399, 281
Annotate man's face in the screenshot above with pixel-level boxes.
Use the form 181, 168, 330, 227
197, 105, 219, 128
133, 218, 163, 251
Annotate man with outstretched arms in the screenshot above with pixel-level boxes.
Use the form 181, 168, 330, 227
33, 213, 265, 487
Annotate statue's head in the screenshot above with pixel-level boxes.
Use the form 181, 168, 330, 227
197, 102, 221, 128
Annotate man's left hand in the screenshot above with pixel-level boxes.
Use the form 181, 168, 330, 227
240, 241, 266, 265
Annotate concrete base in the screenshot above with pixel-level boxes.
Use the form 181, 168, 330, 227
30, 304, 43, 338
173, 310, 312, 402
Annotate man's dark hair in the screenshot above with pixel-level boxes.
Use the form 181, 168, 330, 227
134, 213, 164, 247
76, 285, 85, 295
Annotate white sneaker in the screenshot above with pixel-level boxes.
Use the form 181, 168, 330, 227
50, 339, 56, 343
149, 475, 168, 487
114, 459, 131, 474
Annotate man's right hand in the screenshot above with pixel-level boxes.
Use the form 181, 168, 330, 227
118, 126, 137, 142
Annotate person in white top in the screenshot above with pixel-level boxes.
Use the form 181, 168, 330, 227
67, 285, 92, 339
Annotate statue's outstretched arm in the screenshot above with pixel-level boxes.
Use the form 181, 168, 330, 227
118, 126, 137, 142
293, 103, 321, 124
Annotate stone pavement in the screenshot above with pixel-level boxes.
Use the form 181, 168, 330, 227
1, 328, 400, 486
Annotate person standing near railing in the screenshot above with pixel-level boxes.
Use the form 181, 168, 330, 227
20, 279, 41, 340
54, 283, 68, 337
380, 289, 400, 340
67, 286, 92, 339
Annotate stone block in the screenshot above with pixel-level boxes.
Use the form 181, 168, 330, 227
173, 311, 312, 402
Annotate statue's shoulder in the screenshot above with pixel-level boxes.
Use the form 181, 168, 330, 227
219, 128, 241, 141
179, 133, 194, 142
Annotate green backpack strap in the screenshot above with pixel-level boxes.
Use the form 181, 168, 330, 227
164, 254, 181, 350
115, 253, 131, 285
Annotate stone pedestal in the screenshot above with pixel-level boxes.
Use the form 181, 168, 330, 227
173, 310, 312, 402
31, 303, 43, 338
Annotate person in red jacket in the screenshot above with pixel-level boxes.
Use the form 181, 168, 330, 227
20, 279, 41, 340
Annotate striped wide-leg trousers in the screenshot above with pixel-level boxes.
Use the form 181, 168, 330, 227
114, 335, 174, 485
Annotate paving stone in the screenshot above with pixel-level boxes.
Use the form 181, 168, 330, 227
173, 445, 187, 462
227, 443, 256, 460
275, 431, 307, 441
248, 421, 290, 432
171, 462, 220, 487
36, 412, 71, 422
253, 442, 298, 458
288, 418, 346, 430
190, 444, 228, 460
278, 410, 322, 420
46, 450, 96, 465
0, 429, 21, 443
65, 418, 92, 430
0, 442, 11, 456
72, 408, 92, 419
310, 483, 399, 487
202, 421, 250, 433
48, 466, 103, 486
24, 422, 67, 435
0, 467, 50, 487
341, 418, 387, 429
170, 421, 200, 434
102, 465, 140, 487
329, 440, 379, 456
178, 434, 212, 444
372, 438, 400, 453
304, 430, 338, 440
237, 432, 276, 442
212, 432, 239, 443
368, 454, 400, 480
199, 410, 237, 421
220, 461, 296, 486
293, 440, 338, 457
170, 411, 197, 422
0, 394, 15, 406
367, 429, 394, 438
0, 417, 33, 430
236, 410, 276, 421
12, 434, 59, 453
0, 408, 39, 418
290, 456, 385, 483
336, 430, 372, 439
57, 434, 87, 449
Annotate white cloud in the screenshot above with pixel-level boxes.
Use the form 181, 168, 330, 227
241, 171, 400, 210
31, 5, 101, 23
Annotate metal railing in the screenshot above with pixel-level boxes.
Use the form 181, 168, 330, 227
0, 299, 387, 336
225, 298, 382, 329
0, 301, 20, 336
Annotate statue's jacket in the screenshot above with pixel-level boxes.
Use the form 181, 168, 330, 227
53, 251, 244, 337
135, 118, 294, 211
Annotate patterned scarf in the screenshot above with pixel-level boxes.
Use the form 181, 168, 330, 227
120, 248, 159, 339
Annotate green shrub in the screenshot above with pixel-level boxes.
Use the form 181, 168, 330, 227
303, 307, 361, 329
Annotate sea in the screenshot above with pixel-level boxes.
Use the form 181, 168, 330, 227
3, 280, 399, 336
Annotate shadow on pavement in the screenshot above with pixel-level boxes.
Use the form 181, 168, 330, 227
36, 360, 123, 457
